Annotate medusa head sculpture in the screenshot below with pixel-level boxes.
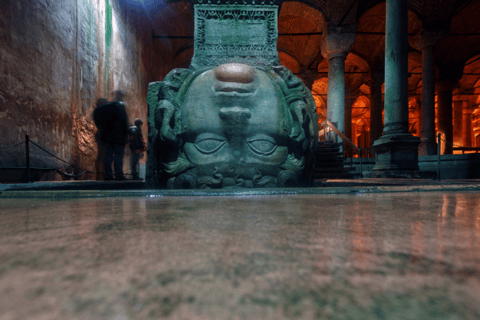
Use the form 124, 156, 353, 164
146, 63, 318, 189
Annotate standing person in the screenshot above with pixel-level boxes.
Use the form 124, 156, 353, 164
129, 118, 146, 180
93, 91, 129, 180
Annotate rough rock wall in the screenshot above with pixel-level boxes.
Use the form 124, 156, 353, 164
0, 0, 154, 181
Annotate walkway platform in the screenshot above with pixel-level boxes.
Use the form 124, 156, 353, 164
1, 178, 479, 198
0, 187, 479, 319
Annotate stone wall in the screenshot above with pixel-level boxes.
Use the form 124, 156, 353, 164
0, 0, 155, 181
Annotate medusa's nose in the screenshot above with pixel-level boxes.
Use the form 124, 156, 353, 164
214, 63, 255, 84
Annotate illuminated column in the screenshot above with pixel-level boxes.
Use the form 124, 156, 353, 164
352, 121, 358, 146
344, 90, 359, 142
321, 25, 356, 140
409, 30, 445, 155
463, 102, 474, 147
453, 99, 464, 148
436, 81, 454, 154
372, 0, 420, 175
412, 98, 421, 137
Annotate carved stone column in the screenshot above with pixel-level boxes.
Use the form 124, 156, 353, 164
372, 0, 420, 175
409, 30, 445, 155
436, 80, 456, 154
321, 25, 356, 142
368, 63, 384, 157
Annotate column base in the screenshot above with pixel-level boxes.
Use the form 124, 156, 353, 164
418, 139, 437, 156
372, 133, 421, 172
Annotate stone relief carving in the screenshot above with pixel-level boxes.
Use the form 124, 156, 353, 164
146, 63, 318, 188
191, 5, 280, 69
145, 4, 318, 189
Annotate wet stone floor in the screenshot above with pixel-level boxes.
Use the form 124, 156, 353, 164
0, 192, 479, 320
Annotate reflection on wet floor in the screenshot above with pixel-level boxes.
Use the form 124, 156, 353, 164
0, 192, 479, 319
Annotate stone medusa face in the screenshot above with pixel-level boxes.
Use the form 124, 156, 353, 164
146, 62, 317, 189
181, 63, 291, 181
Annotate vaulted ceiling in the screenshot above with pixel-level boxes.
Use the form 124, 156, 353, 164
133, 0, 480, 99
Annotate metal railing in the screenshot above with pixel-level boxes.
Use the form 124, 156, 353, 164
318, 120, 369, 177
0, 134, 130, 183
452, 146, 480, 154
436, 132, 480, 181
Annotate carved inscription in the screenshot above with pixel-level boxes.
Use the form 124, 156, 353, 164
191, 5, 280, 69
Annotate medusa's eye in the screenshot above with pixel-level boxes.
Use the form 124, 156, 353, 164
194, 133, 227, 154
247, 135, 277, 155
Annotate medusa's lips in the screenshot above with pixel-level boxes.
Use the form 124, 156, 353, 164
213, 82, 256, 96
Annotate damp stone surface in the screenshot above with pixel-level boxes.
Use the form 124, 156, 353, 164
0, 192, 479, 319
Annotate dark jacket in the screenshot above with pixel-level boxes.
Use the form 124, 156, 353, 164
93, 101, 129, 145
129, 127, 145, 151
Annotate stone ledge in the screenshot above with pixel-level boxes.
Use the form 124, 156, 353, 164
1, 183, 479, 198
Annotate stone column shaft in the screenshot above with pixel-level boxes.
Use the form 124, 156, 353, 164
464, 108, 473, 147
420, 45, 437, 154
372, 0, 420, 174
409, 30, 446, 155
369, 72, 384, 156
327, 57, 346, 133
383, 0, 408, 133
321, 25, 356, 145
462, 101, 474, 148
453, 100, 464, 147
437, 89, 453, 154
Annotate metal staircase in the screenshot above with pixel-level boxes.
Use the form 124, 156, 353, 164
314, 120, 368, 180
314, 141, 356, 179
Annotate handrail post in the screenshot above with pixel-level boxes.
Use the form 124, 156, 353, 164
25, 134, 30, 183
437, 133, 441, 181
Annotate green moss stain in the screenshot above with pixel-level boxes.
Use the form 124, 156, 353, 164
80, 1, 97, 97
105, 0, 113, 92
86, 6, 94, 62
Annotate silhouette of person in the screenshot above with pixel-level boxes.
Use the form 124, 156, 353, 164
129, 118, 146, 180
93, 91, 129, 180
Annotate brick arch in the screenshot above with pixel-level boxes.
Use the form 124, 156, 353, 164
286, 0, 329, 21
278, 51, 301, 74
433, 1, 480, 68
152, 0, 194, 68
471, 77, 480, 147
474, 78, 480, 106
277, 1, 326, 68
459, 54, 480, 95
354, 2, 422, 66
344, 52, 370, 92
